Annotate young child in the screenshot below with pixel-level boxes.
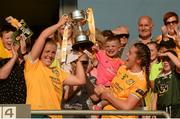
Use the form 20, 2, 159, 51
88, 36, 124, 111
92, 36, 124, 87
143, 42, 163, 111
152, 50, 180, 118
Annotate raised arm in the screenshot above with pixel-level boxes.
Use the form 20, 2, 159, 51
100, 89, 140, 110
30, 16, 68, 62
63, 53, 86, 86
159, 51, 180, 69
174, 24, 180, 48
0, 45, 18, 79
152, 93, 158, 110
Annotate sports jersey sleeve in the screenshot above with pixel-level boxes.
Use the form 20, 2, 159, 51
59, 68, 70, 82
130, 79, 147, 99
24, 54, 39, 72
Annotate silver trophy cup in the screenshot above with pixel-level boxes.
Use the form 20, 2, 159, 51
70, 10, 94, 50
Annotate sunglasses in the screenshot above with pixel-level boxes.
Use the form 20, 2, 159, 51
165, 20, 178, 25
115, 34, 129, 39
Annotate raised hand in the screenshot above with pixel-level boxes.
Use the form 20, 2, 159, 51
174, 23, 180, 41
158, 52, 168, 57
19, 35, 27, 54
58, 15, 69, 27
161, 25, 168, 37
11, 43, 19, 59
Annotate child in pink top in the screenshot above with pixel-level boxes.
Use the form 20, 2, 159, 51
93, 36, 124, 86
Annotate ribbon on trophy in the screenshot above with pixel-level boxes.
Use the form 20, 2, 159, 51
86, 8, 96, 44
5, 16, 21, 29
60, 23, 70, 63
5, 16, 33, 44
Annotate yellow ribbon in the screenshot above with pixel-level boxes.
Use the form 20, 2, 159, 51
87, 8, 96, 44
5, 16, 22, 29
61, 24, 69, 63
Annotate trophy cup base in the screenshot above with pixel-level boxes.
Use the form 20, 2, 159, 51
72, 40, 94, 51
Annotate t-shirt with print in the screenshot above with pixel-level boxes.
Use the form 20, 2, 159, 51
154, 71, 180, 108
96, 50, 124, 86
24, 56, 69, 110
102, 65, 147, 118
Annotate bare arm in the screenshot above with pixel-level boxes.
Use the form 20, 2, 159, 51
19, 35, 28, 60
63, 85, 79, 101
152, 93, 157, 110
159, 52, 180, 69
97, 100, 109, 108
173, 23, 180, 48
0, 45, 18, 79
0, 56, 17, 79
30, 16, 68, 62
101, 89, 140, 110
63, 54, 86, 86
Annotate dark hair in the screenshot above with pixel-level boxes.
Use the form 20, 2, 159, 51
163, 11, 179, 24
134, 43, 151, 91
0, 24, 16, 37
159, 38, 176, 49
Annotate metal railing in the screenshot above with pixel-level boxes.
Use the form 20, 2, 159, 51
31, 110, 170, 118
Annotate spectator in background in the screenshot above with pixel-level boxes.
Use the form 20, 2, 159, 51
152, 50, 180, 118
0, 25, 16, 59
156, 11, 180, 59
159, 37, 176, 53
143, 42, 163, 111
112, 25, 129, 48
121, 16, 154, 60
112, 25, 130, 57
0, 25, 27, 104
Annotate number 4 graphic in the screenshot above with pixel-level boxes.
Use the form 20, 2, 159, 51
3, 107, 16, 119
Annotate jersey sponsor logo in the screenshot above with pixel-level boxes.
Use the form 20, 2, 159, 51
159, 84, 168, 95
51, 68, 60, 76
121, 74, 128, 80
125, 79, 135, 85
49, 76, 61, 93
49, 76, 61, 84
111, 82, 123, 92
